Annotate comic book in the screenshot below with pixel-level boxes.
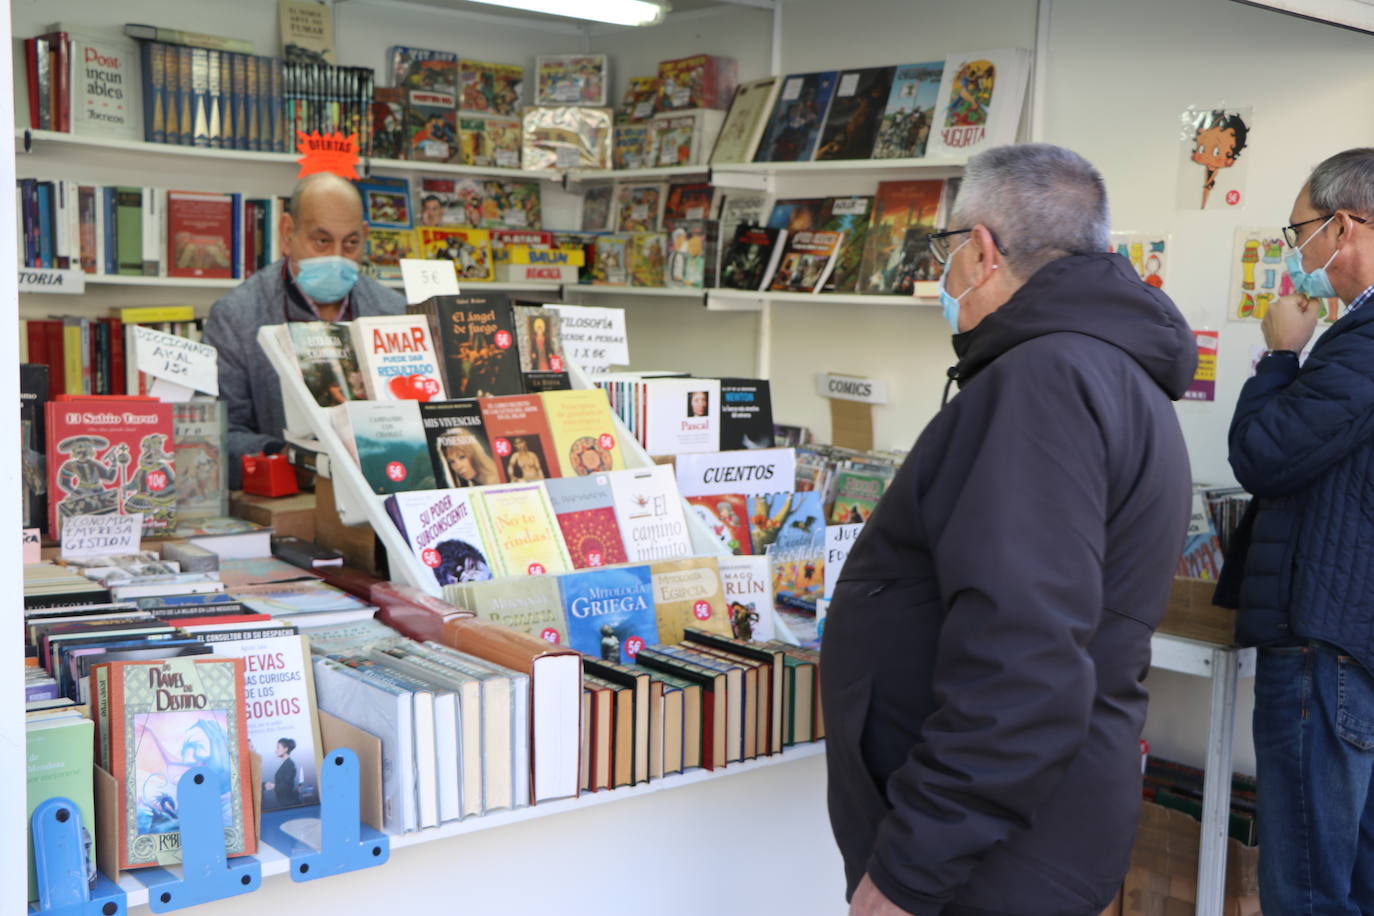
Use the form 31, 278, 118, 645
363, 228, 418, 281
406, 103, 458, 163
819, 196, 873, 293
613, 123, 658, 170
370, 87, 407, 161
459, 60, 523, 116
753, 71, 839, 163
390, 46, 458, 105
656, 54, 737, 111
925, 49, 1032, 160
357, 177, 413, 229
664, 182, 714, 222
581, 184, 614, 232
536, 54, 609, 106
617, 76, 659, 122
629, 232, 667, 287
592, 234, 630, 286
522, 106, 613, 170
417, 226, 494, 281
814, 66, 894, 161
872, 61, 945, 159
767, 198, 826, 235
664, 219, 718, 289
857, 180, 946, 294
768, 229, 846, 293
614, 182, 667, 232
710, 77, 779, 165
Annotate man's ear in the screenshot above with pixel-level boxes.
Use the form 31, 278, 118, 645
279, 212, 295, 259
971, 224, 1002, 285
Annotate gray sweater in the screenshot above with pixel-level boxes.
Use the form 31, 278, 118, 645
202, 259, 405, 487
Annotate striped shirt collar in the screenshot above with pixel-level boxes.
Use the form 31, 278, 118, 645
1344, 283, 1374, 316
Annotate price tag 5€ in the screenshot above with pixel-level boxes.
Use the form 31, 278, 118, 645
400, 259, 461, 304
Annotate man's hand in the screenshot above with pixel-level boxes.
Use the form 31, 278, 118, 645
849, 874, 915, 916
1262, 295, 1321, 352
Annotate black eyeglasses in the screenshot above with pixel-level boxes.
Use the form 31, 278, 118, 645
1283, 212, 1369, 249
928, 227, 1009, 265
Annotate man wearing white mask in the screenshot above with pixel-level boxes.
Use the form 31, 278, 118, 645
203, 172, 404, 486
822, 143, 1196, 916
1222, 148, 1374, 913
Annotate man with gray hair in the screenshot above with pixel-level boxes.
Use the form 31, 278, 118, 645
822, 143, 1195, 916
203, 172, 403, 486
1221, 147, 1374, 913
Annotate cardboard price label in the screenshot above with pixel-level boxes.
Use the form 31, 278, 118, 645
133, 325, 219, 395
400, 259, 460, 305
61, 513, 143, 559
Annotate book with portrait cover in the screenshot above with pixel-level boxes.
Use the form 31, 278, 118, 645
644, 378, 720, 456
719, 378, 774, 450
768, 229, 846, 293
387, 488, 497, 588
559, 565, 659, 665
608, 464, 693, 564
409, 293, 523, 398
925, 49, 1032, 160
46, 396, 176, 538
478, 394, 562, 481
815, 66, 895, 161
541, 389, 624, 477
418, 399, 502, 488
711, 77, 779, 165
873, 61, 945, 159
349, 314, 446, 402
649, 556, 731, 645
99, 656, 255, 869
513, 304, 566, 375
414, 176, 476, 227
544, 473, 629, 569
416, 227, 493, 282
171, 399, 228, 520
332, 399, 437, 494
857, 179, 945, 294
718, 225, 786, 291
614, 182, 666, 233
477, 482, 572, 577
753, 71, 839, 163
287, 322, 367, 407
629, 232, 667, 288
819, 196, 873, 293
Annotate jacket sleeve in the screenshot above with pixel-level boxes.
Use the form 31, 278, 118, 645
202, 298, 279, 484
1230, 339, 1374, 497
865, 351, 1107, 914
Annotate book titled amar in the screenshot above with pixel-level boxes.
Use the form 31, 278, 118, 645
409, 293, 523, 398
477, 482, 572, 578
98, 656, 256, 869
478, 394, 562, 481
349, 315, 446, 402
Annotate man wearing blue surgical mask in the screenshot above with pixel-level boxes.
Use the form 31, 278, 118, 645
1221, 148, 1374, 914
203, 172, 404, 486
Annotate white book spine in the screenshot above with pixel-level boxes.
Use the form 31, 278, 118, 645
142, 187, 159, 276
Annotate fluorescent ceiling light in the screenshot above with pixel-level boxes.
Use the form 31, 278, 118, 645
465, 0, 669, 26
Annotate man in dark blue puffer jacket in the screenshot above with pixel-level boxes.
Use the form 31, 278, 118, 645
1227, 147, 1374, 914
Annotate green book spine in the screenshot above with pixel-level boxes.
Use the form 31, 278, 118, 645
26, 718, 96, 903
115, 187, 143, 275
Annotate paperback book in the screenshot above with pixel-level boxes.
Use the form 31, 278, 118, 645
665, 219, 718, 289
926, 49, 1032, 159
559, 565, 659, 664
819, 196, 874, 292
581, 184, 614, 232
872, 61, 945, 159
417, 226, 493, 282
461, 575, 566, 644
388, 488, 497, 587
536, 54, 608, 106
814, 66, 895, 161
542, 389, 624, 476
333, 399, 437, 494
349, 314, 446, 402
753, 71, 839, 163
287, 322, 367, 407
459, 60, 523, 116
768, 229, 846, 292
857, 180, 946, 294
710, 77, 779, 165
478, 394, 561, 481
718, 378, 774, 450
544, 473, 629, 569
419, 399, 502, 488
609, 465, 693, 564
718, 225, 786, 291
629, 232, 667, 287
410, 293, 523, 398
614, 182, 666, 233
649, 556, 731, 645
363, 228, 418, 281
478, 482, 572, 577
592, 234, 630, 286
613, 123, 657, 170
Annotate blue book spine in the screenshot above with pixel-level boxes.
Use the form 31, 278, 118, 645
102, 188, 117, 275
36, 182, 53, 269
20, 179, 36, 267
231, 193, 243, 279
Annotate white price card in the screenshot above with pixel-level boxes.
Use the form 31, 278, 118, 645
547, 305, 629, 373
18, 268, 86, 295
674, 447, 797, 498
400, 258, 460, 305
133, 325, 219, 395
61, 513, 143, 560
23, 528, 40, 564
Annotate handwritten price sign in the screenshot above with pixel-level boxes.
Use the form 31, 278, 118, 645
132, 326, 219, 395
400, 258, 460, 305
61, 513, 144, 560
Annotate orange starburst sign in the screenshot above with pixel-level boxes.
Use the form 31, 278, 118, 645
296, 130, 361, 180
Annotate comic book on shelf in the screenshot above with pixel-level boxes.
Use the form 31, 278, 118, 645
415, 176, 475, 227
614, 182, 667, 232
815, 66, 895, 161
718, 225, 787, 291
390, 46, 458, 104
768, 198, 826, 235
857, 180, 946, 294
769, 229, 846, 293
629, 233, 667, 288
536, 54, 609, 106
665, 219, 719, 289
656, 54, 737, 111
663, 182, 714, 222
416, 227, 493, 282
819, 196, 873, 293
406, 104, 458, 163
480, 179, 542, 230
581, 184, 614, 232
710, 77, 779, 165
459, 60, 523, 116
371, 87, 406, 160
617, 76, 659, 122
753, 71, 839, 163
592, 235, 630, 286
357, 177, 413, 229
522, 106, 613, 170
925, 49, 1032, 160
363, 228, 418, 281
613, 123, 658, 170
872, 61, 945, 159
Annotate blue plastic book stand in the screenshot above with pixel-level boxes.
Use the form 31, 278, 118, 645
140, 767, 261, 912
259, 748, 390, 882
30, 797, 126, 916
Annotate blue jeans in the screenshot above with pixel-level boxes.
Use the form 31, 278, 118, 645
1254, 642, 1374, 914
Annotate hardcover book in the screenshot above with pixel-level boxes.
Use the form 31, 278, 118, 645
857, 180, 946, 294
652, 113, 700, 166
167, 191, 233, 278
541, 389, 624, 477
407, 103, 458, 162
718, 225, 786, 291
478, 394, 562, 481
815, 66, 895, 161
753, 71, 839, 163
536, 54, 608, 107
462, 117, 520, 168
370, 87, 406, 160
388, 488, 497, 587
463, 574, 566, 644
478, 482, 572, 577
479, 178, 542, 230
21, 364, 49, 531
609, 465, 693, 564
716, 191, 771, 237
70, 34, 143, 140
349, 314, 446, 402
614, 182, 667, 232
418, 399, 502, 488
718, 378, 774, 450
417, 227, 493, 282
459, 60, 523, 116
819, 196, 874, 293
663, 182, 714, 222
544, 473, 629, 569
629, 232, 667, 287
171, 399, 228, 520
409, 293, 523, 397
768, 229, 846, 292
46, 397, 176, 538
926, 49, 1032, 159
287, 322, 367, 407
101, 656, 255, 869
333, 400, 437, 494
363, 228, 418, 281
415, 176, 475, 227
559, 565, 659, 664
873, 61, 945, 159
710, 77, 779, 165
279, 0, 335, 65
649, 556, 731, 645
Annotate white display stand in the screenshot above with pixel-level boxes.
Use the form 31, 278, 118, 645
256, 322, 729, 599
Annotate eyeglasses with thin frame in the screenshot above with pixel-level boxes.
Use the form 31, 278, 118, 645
928, 227, 1009, 266
1283, 212, 1370, 249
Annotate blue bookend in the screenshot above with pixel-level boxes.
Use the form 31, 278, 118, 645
259, 748, 390, 882
139, 768, 261, 912
30, 797, 126, 916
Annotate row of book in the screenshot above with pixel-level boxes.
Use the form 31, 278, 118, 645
21, 307, 202, 397
593, 375, 773, 456
793, 443, 906, 525
17, 180, 289, 280
1177, 485, 1251, 581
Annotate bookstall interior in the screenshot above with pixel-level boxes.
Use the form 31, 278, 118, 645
9, 0, 1374, 913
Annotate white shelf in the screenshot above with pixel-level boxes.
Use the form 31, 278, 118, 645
366, 157, 563, 183
113, 742, 824, 909
1149, 632, 1256, 679
704, 286, 940, 311
566, 164, 711, 183
17, 128, 298, 165
714, 156, 967, 178
378, 280, 564, 293
563, 284, 705, 298
76, 274, 241, 289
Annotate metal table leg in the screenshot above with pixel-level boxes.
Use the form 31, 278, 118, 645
1195, 647, 1240, 916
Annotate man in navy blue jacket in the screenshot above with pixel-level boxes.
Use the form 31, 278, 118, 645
1227, 148, 1374, 914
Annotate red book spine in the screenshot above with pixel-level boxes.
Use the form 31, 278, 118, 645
44, 33, 69, 133
23, 39, 39, 130
26, 321, 48, 371
106, 318, 125, 396
42, 321, 65, 397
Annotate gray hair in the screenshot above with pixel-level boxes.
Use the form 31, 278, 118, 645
951, 143, 1110, 280
288, 172, 362, 220
1308, 149, 1374, 216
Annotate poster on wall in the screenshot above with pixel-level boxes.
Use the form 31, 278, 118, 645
1176, 107, 1252, 210
1183, 330, 1218, 402
1109, 232, 1168, 289
1228, 227, 1342, 325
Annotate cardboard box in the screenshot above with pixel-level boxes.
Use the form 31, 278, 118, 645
231, 490, 317, 542
312, 476, 380, 574
1123, 802, 1260, 916
1158, 577, 1237, 646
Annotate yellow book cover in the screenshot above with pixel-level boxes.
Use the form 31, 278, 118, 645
540, 389, 625, 477
478, 482, 572, 578
62, 323, 84, 395
117, 306, 196, 323
417, 226, 493, 282
649, 556, 732, 644
505, 245, 585, 267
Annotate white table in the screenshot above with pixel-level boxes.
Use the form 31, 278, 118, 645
1148, 633, 1256, 916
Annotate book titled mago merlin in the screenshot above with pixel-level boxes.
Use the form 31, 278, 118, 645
99, 656, 255, 869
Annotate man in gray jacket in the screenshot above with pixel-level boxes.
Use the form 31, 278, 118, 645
203, 172, 404, 486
